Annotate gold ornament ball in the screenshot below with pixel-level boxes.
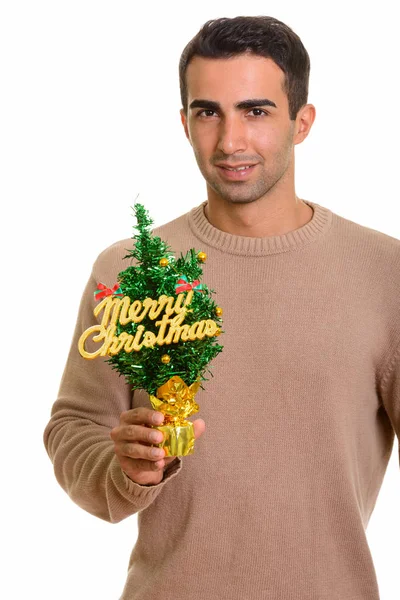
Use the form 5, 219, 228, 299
159, 258, 169, 267
215, 306, 223, 317
161, 354, 171, 364
197, 251, 207, 263
215, 328, 221, 336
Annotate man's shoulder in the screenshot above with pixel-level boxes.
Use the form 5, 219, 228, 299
152, 210, 190, 238
91, 208, 192, 280
332, 207, 400, 260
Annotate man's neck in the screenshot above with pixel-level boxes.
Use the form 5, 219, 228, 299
204, 197, 314, 238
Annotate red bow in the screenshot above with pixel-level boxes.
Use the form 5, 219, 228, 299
94, 282, 124, 301
175, 275, 203, 294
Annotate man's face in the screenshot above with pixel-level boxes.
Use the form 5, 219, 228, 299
180, 53, 305, 205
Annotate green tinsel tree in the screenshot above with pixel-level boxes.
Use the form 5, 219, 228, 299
107, 203, 223, 395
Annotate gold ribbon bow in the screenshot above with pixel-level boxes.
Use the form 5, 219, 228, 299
149, 375, 200, 426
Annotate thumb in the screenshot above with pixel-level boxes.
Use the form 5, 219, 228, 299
193, 418, 206, 439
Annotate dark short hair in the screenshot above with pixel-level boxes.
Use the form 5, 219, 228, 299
179, 15, 311, 121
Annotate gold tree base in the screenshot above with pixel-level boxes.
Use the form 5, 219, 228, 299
150, 421, 195, 457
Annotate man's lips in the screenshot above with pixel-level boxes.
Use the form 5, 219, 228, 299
216, 163, 257, 180
215, 162, 257, 170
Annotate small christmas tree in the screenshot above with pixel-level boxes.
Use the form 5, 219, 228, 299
107, 203, 223, 393
78, 203, 223, 456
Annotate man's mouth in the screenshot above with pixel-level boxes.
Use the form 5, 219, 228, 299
216, 163, 256, 171
216, 164, 257, 179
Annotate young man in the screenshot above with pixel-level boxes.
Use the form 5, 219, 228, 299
43, 15, 400, 600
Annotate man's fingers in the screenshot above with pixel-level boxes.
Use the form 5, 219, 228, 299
111, 417, 205, 445
120, 407, 164, 426
120, 441, 165, 462
110, 423, 164, 445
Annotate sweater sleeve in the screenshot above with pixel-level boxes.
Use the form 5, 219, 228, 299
378, 337, 400, 460
43, 269, 183, 524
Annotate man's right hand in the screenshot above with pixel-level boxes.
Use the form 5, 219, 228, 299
110, 407, 206, 486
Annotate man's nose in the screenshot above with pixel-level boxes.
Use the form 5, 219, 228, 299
217, 116, 248, 155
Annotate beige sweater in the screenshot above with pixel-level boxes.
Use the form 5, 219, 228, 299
43, 199, 400, 600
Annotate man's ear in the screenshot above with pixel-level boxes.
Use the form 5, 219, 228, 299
293, 103, 316, 146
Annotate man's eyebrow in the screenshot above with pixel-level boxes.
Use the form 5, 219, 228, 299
189, 98, 278, 111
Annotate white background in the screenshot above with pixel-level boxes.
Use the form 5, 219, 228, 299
1, 1, 400, 599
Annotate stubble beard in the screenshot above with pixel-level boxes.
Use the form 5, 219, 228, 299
195, 138, 294, 207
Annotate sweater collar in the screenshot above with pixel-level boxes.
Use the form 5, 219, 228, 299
188, 199, 333, 257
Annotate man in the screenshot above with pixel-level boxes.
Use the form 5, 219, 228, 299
43, 15, 400, 600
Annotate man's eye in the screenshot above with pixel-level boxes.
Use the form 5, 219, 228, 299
249, 108, 268, 117
197, 110, 217, 118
